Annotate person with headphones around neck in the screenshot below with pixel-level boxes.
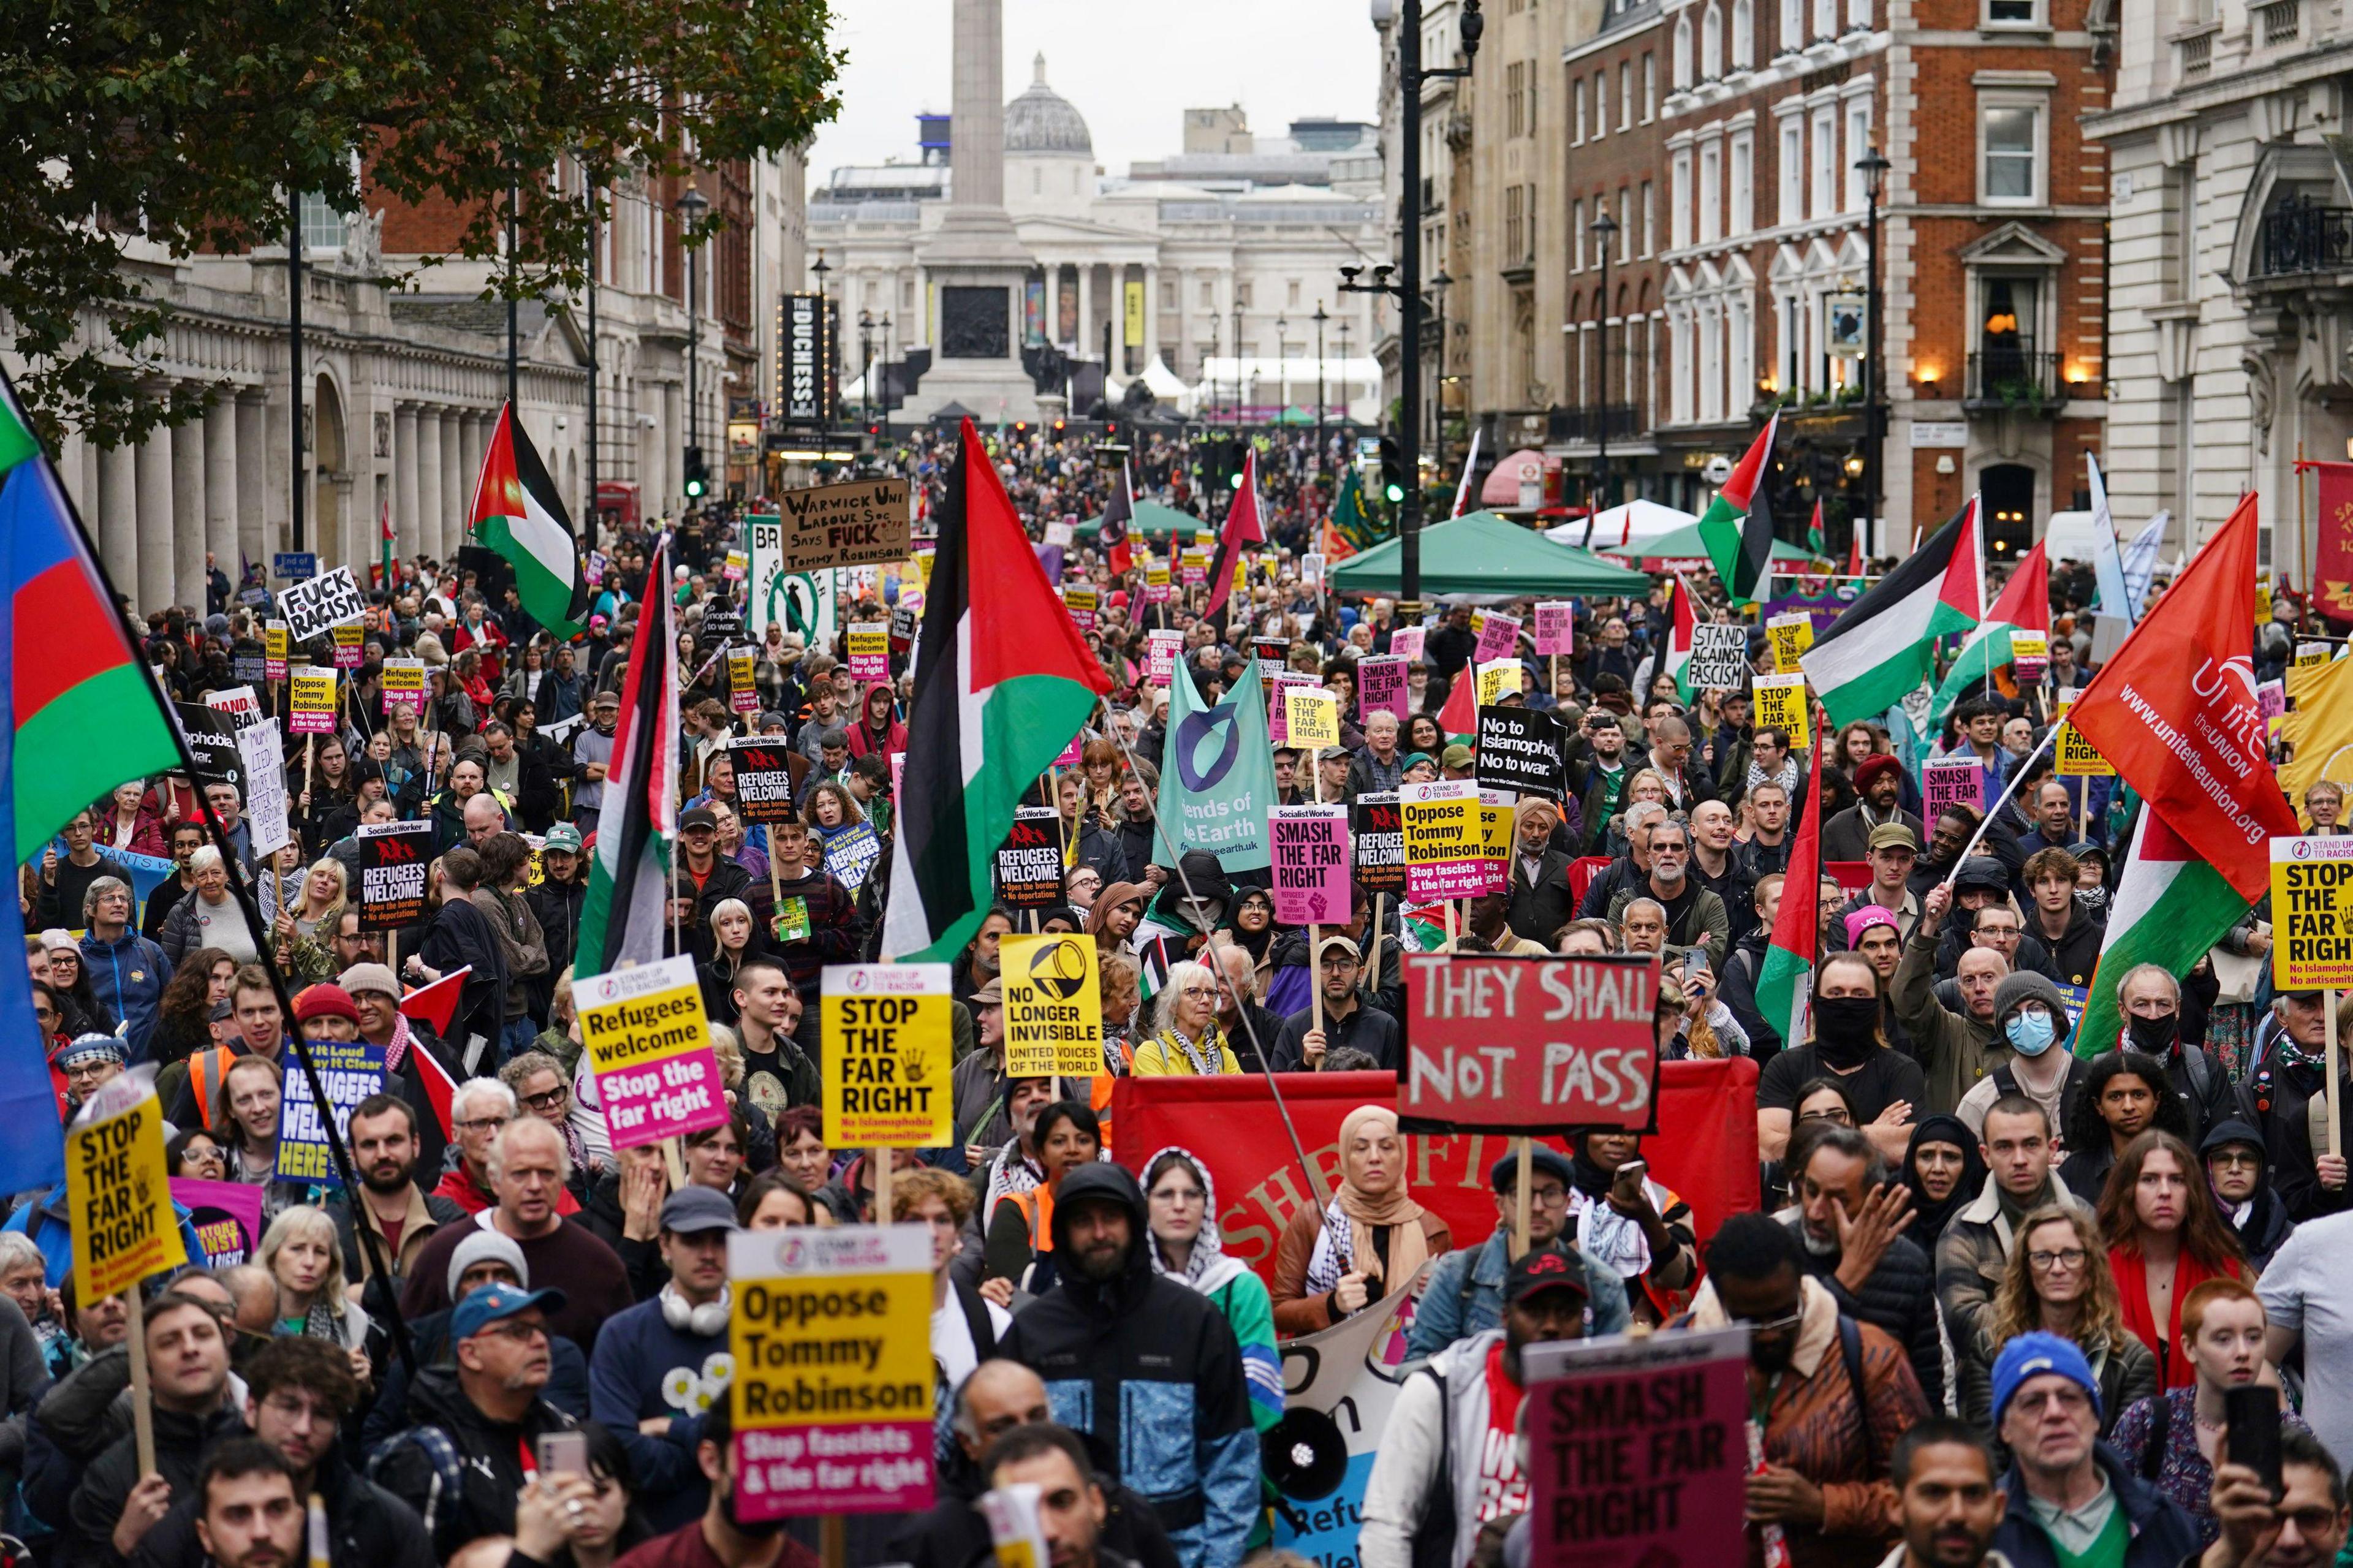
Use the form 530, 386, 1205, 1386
586, 1186, 741, 1534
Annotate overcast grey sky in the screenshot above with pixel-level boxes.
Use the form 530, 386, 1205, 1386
807, 0, 1383, 187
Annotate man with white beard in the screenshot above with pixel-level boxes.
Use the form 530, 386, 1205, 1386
1603, 817, 1730, 966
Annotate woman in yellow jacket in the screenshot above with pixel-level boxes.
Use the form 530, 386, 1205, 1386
1130, 959, 1245, 1075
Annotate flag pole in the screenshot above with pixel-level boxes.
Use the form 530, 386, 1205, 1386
1938, 724, 2059, 890
16, 381, 420, 1382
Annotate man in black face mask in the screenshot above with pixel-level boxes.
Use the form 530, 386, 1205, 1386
2110, 963, 2239, 1146
622, 1382, 821, 1568
1757, 953, 1929, 1167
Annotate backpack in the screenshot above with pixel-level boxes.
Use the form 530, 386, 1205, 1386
1835, 1314, 1879, 1472
367, 1425, 466, 1554
1410, 1365, 1457, 1568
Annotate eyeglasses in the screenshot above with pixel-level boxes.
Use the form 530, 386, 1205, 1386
456, 1115, 511, 1133
478, 1319, 548, 1344
1733, 1307, 1805, 1336
1178, 984, 1218, 998
2210, 1150, 2264, 1171
520, 1087, 568, 1113
2027, 1248, 2088, 1271
2011, 1385, 2091, 1415
1528, 1184, 1569, 1205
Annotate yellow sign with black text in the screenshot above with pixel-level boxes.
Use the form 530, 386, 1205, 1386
2273, 836, 2353, 990
1286, 688, 1340, 751
999, 934, 1105, 1078
820, 964, 952, 1148
1766, 615, 1813, 675
67, 1086, 183, 1303
1752, 673, 1809, 749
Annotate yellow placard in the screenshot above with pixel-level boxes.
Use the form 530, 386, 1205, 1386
67, 1088, 183, 1304
2297, 643, 2332, 669
999, 933, 1104, 1078
1751, 673, 1810, 749
1064, 586, 1099, 621
1478, 794, 1512, 863
1146, 561, 1171, 593
1476, 657, 1520, 708
289, 668, 337, 732
2257, 576, 2274, 624
728, 1227, 934, 1434
728, 648, 757, 695
332, 623, 363, 656
265, 624, 289, 667
1123, 280, 1145, 347
2009, 631, 2049, 666
1766, 615, 1813, 675
1286, 688, 1340, 750
2272, 836, 2353, 989
1195, 531, 1216, 551
821, 964, 953, 1148
2050, 698, 2114, 778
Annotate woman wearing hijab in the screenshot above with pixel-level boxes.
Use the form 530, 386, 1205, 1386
1085, 881, 1150, 960
1898, 1114, 1988, 1251
844, 684, 906, 763
1270, 1104, 1451, 1335
2199, 1118, 2293, 1271
1564, 1129, 1698, 1325
1222, 888, 1279, 991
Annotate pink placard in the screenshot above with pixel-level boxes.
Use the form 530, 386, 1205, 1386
733, 1423, 934, 1517
1270, 805, 1351, 924
332, 626, 364, 670
1146, 631, 1183, 686
1923, 756, 1988, 819
1533, 602, 1574, 656
1474, 612, 1521, 662
172, 1178, 267, 1268
1390, 626, 1427, 664
600, 1043, 730, 1149
1358, 655, 1408, 720
1055, 732, 1082, 768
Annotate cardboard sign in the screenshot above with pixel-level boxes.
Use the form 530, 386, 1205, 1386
1475, 657, 1520, 709
1044, 519, 1075, 550
820, 964, 953, 1149
331, 623, 364, 670
1063, 586, 1099, 632
727, 1225, 935, 1517
993, 806, 1065, 910
1146, 629, 1184, 687
730, 739, 798, 826
1358, 655, 1408, 721
846, 627, 890, 684
1402, 779, 1488, 901
1766, 613, 1814, 674
381, 658, 426, 717
576, 953, 732, 1151
1476, 706, 1566, 799
999, 933, 1105, 1079
1351, 793, 1406, 896
1285, 688, 1340, 751
1270, 805, 1351, 925
264, 623, 290, 683
1922, 756, 1988, 819
1533, 601, 1575, 657
822, 822, 883, 892
1751, 673, 1809, 748
278, 566, 366, 642
729, 648, 760, 714
1686, 623, 1750, 692
1389, 626, 1427, 665
288, 668, 337, 736
2272, 836, 2353, 989
1401, 952, 1661, 1131
238, 723, 290, 860
1180, 550, 1208, 588
1473, 611, 1521, 663
172, 1178, 265, 1270
275, 1040, 385, 1184
1145, 560, 1172, 604
66, 1082, 184, 1301
205, 685, 266, 733
771, 479, 914, 574
1526, 1327, 1750, 1567
724, 549, 749, 582
354, 820, 434, 930
2010, 631, 2050, 683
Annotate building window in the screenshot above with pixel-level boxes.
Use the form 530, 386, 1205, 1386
1810, 106, 1836, 216
1642, 181, 1656, 254
1620, 62, 1634, 127
297, 192, 347, 257
1506, 185, 1526, 265
1781, 0, 1803, 47
2161, 164, 2192, 301
1572, 199, 1586, 270
1574, 78, 1587, 143
1161, 281, 1176, 309
1200, 280, 1214, 307
1699, 144, 1722, 243
1507, 61, 1528, 138
1779, 119, 1804, 223
1730, 132, 1753, 233
1287, 278, 1302, 306
1674, 17, 1694, 87
1849, 0, 1871, 28
1980, 98, 2043, 203
1701, 4, 1723, 77
1814, 0, 1836, 39
1237, 282, 1252, 307
1729, 295, 1754, 406
1643, 54, 1658, 118
1672, 150, 1693, 248
1985, 0, 2038, 22
1844, 102, 1873, 209
1732, 0, 1754, 66
1595, 70, 1608, 132
1618, 185, 1632, 259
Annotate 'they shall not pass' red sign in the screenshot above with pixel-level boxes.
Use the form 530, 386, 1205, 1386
1402, 953, 1662, 1134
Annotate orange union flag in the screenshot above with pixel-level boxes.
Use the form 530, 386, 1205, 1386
2313, 461, 2353, 625
2066, 493, 2297, 901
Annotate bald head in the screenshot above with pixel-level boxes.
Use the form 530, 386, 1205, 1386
955, 1359, 1052, 1460
462, 793, 503, 845
1957, 946, 2009, 1022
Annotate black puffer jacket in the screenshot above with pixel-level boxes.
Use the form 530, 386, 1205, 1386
371, 1365, 578, 1559
130, 1442, 433, 1568
67, 1395, 247, 1568
1778, 1211, 1946, 1411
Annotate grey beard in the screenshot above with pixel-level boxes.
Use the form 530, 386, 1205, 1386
1799, 1224, 1839, 1257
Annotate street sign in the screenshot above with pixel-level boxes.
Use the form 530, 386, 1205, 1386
273, 552, 319, 583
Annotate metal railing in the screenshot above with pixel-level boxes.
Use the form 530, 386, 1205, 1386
1547, 403, 1643, 441
2256, 197, 2353, 278
1964, 341, 2068, 412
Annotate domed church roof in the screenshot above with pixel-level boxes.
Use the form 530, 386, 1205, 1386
1006, 54, 1093, 156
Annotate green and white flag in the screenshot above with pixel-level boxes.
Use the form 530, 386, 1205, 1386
1158, 656, 1278, 875
2074, 809, 2251, 1058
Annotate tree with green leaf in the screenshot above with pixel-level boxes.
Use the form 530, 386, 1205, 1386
0, 0, 842, 448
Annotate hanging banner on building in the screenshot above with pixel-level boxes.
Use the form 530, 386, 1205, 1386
1402, 952, 1662, 1133
2272, 835, 2353, 989
278, 567, 367, 642
993, 806, 1066, 910
1357, 655, 1408, 720
354, 820, 434, 930
2312, 461, 2353, 626
820, 964, 952, 1149
1751, 673, 1809, 748
771, 480, 912, 574
66, 1080, 184, 1302
275, 1040, 385, 1185
998, 933, 1104, 1079
287, 668, 337, 736
577, 953, 730, 1151
1270, 805, 1351, 926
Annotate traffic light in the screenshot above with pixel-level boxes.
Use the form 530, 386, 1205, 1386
683, 445, 708, 500
1377, 435, 1404, 504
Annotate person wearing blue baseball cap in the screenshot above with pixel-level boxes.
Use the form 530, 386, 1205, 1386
1989, 1331, 2199, 1568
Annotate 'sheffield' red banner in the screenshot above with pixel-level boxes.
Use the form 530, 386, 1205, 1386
1112, 1061, 1759, 1282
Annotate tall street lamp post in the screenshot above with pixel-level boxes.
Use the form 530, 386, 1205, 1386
1589, 206, 1620, 538
1857, 145, 1891, 561
675, 182, 710, 507
1313, 303, 1329, 471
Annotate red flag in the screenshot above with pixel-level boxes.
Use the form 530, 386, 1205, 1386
2067, 494, 2296, 901
1438, 667, 1477, 737
1847, 529, 1863, 577
1992, 540, 2050, 637
1204, 449, 1265, 618
400, 966, 470, 1038
2313, 462, 2353, 624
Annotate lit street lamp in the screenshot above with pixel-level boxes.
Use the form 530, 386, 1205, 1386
1856, 144, 1891, 561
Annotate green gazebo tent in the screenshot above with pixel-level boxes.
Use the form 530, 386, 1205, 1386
1328, 510, 1654, 598
1599, 518, 1821, 568
1072, 501, 1207, 540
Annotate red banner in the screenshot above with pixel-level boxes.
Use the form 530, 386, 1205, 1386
1111, 1060, 1759, 1284
2314, 461, 2353, 626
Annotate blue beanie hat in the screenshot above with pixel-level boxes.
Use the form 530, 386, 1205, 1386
1990, 1330, 2101, 1423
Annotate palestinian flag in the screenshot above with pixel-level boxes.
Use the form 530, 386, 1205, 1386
1753, 743, 1824, 1053
881, 419, 1112, 963
1665, 575, 1697, 702
468, 401, 590, 638
575, 541, 679, 977
1099, 461, 1135, 576
1205, 448, 1267, 619
1806, 500, 1827, 559
2075, 809, 2249, 1059
1930, 540, 2048, 724
1697, 412, 1779, 605
1798, 495, 1984, 729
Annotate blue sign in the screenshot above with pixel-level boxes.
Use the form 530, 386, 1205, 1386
273, 552, 319, 582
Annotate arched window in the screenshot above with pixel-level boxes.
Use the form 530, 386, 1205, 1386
1701, 3, 1724, 78
1732, 0, 1754, 67
1673, 16, 1694, 88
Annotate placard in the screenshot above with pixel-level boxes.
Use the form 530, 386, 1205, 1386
1301, 551, 1326, 589
1044, 519, 1075, 550
1358, 655, 1408, 721
1533, 601, 1575, 657
354, 820, 434, 930
1270, 805, 1351, 926
1473, 611, 1521, 663
1922, 756, 1987, 819
1253, 637, 1290, 672
1265, 670, 1316, 748
724, 549, 749, 582
2297, 643, 2333, 669
1180, 550, 1208, 588
1285, 688, 1340, 751
822, 822, 883, 892
1401, 952, 1661, 1131
238, 723, 290, 860
2010, 631, 2049, 683
67, 1081, 184, 1302
278, 567, 366, 642
264, 623, 289, 683
1146, 629, 1184, 687
381, 658, 426, 717
1526, 1328, 1750, 1568
2053, 695, 2113, 778
729, 648, 759, 714
1765, 613, 1813, 674
1145, 560, 1172, 604
1402, 779, 1488, 901
205, 686, 266, 733
1476, 706, 1566, 799
2272, 835, 2353, 989
1475, 657, 1521, 709
1687, 623, 1750, 692
331, 623, 364, 671
727, 1225, 934, 1517
1352, 792, 1406, 896
889, 602, 917, 644
232, 644, 267, 686
770, 479, 914, 574
846, 627, 890, 684
1063, 586, 1099, 632
820, 964, 952, 1149
993, 806, 1065, 910
1389, 626, 1427, 665
730, 739, 798, 826
999, 933, 1105, 1079
288, 668, 338, 736
575, 953, 731, 1150
172, 1178, 264, 1270
275, 1040, 385, 1185
1751, 673, 1809, 748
